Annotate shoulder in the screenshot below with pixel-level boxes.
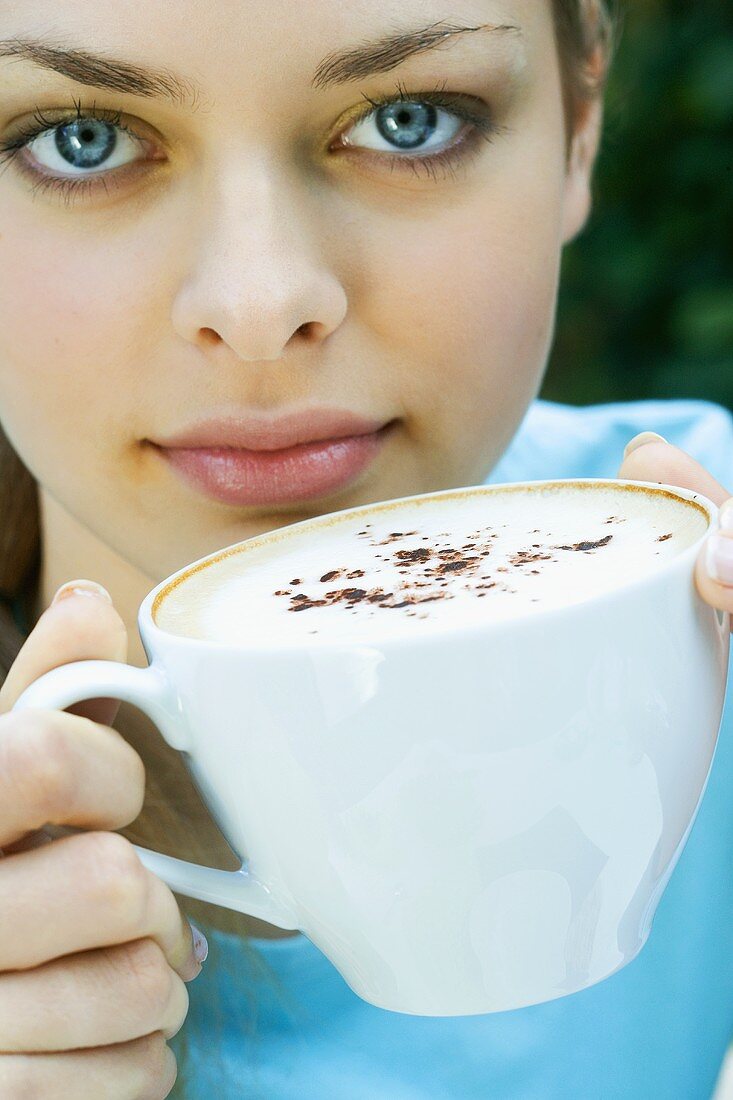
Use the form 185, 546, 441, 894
489, 398, 733, 486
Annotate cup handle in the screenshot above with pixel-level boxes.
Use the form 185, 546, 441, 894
11, 659, 299, 930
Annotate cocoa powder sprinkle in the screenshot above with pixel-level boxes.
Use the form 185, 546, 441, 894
554, 535, 614, 553
437, 558, 479, 574
277, 520, 620, 621
395, 548, 431, 563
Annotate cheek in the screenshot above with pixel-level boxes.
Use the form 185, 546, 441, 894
356, 173, 564, 471
0, 213, 163, 481
0, 218, 149, 407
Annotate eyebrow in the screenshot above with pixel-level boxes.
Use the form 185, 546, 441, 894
0, 36, 203, 110
313, 20, 522, 90
0, 20, 521, 108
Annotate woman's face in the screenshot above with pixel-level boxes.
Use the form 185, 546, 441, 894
0, 0, 597, 580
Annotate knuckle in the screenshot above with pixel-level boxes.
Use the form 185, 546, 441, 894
123, 744, 147, 821
83, 831, 149, 929
121, 938, 176, 1019
137, 1035, 178, 1100
0, 710, 76, 821
162, 974, 190, 1040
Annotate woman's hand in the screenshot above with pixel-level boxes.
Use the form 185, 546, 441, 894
620, 432, 733, 628
0, 580, 205, 1099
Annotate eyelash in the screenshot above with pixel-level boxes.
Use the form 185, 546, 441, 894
334, 79, 501, 182
0, 82, 500, 204
0, 100, 143, 204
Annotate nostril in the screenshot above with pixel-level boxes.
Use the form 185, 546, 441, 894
295, 322, 320, 341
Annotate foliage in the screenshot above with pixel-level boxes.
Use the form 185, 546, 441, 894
541, 0, 733, 409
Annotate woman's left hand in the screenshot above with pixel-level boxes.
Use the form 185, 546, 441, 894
619, 432, 733, 630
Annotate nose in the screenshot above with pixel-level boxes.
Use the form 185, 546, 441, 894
171, 166, 348, 362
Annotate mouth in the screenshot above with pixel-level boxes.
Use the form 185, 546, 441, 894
149, 419, 398, 507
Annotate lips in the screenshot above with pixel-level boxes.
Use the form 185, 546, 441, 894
153, 409, 389, 452
149, 410, 396, 507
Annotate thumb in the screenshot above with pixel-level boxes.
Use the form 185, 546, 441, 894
0, 579, 129, 728
618, 434, 731, 507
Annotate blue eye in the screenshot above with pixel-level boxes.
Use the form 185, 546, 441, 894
345, 100, 463, 155
0, 104, 156, 202
27, 117, 144, 176
334, 88, 500, 181
52, 118, 118, 170
0, 87, 498, 205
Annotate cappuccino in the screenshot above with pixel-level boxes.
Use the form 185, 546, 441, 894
154, 483, 708, 644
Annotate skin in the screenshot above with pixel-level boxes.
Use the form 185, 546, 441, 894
0, 0, 597, 661
0, 0, 603, 937
0, 0, 730, 1092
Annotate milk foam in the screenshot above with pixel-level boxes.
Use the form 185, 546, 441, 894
154, 485, 708, 644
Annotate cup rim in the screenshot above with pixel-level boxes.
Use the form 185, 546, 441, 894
138, 478, 719, 652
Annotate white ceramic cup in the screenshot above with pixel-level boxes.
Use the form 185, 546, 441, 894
12, 479, 729, 1015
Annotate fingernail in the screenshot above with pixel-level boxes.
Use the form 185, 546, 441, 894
718, 499, 733, 534
623, 432, 669, 461
51, 579, 113, 605
706, 534, 733, 587
191, 923, 208, 965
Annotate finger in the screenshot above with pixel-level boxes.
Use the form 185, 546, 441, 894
695, 499, 733, 624
620, 435, 733, 628
0, 938, 189, 1053
619, 435, 732, 507
0, 581, 128, 729
0, 831, 203, 982
0, 1032, 177, 1098
0, 708, 145, 848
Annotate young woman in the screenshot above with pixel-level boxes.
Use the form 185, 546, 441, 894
0, 1, 732, 1095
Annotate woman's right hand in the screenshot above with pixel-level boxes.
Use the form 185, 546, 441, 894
0, 580, 205, 1099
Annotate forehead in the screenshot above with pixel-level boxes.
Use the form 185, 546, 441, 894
2, 0, 551, 108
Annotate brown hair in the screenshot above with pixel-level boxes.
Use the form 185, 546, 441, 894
553, 0, 617, 137
0, 1, 616, 1091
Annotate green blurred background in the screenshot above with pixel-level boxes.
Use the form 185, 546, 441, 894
541, 0, 733, 409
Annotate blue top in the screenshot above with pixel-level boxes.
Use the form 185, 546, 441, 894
172, 398, 733, 1098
